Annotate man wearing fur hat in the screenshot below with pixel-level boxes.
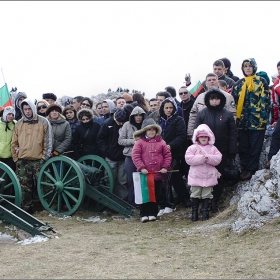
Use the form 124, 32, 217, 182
11, 98, 53, 213
42, 93, 57, 105
97, 106, 130, 200
0, 106, 17, 172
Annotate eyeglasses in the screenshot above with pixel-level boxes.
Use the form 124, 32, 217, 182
81, 103, 91, 107
81, 117, 89, 121
38, 105, 47, 110
179, 91, 189, 95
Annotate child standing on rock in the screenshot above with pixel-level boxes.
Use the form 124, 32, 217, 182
132, 118, 172, 223
185, 124, 222, 221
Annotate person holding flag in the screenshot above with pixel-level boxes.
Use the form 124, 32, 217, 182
132, 118, 172, 223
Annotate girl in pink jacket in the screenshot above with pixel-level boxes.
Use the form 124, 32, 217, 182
132, 118, 172, 223
185, 124, 222, 222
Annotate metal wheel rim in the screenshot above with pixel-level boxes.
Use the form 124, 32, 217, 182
77, 155, 114, 193
0, 162, 22, 206
37, 156, 86, 216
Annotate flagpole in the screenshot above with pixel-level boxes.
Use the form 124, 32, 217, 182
1, 68, 6, 84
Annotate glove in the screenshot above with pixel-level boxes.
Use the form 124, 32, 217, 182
227, 154, 236, 160
50, 151, 60, 158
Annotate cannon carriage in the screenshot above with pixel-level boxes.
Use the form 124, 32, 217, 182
0, 155, 136, 236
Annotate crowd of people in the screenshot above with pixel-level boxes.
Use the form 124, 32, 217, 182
1, 57, 280, 223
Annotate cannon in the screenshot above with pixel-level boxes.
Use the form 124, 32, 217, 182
0, 162, 55, 237
37, 155, 136, 217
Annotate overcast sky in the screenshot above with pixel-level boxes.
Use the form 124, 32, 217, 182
0, 1, 279, 102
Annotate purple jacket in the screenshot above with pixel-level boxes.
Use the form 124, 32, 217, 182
185, 124, 222, 187
132, 135, 172, 181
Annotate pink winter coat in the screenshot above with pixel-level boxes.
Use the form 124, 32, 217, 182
132, 135, 172, 181
185, 124, 222, 187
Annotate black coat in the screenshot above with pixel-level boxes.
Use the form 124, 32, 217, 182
194, 89, 237, 155
96, 117, 125, 161
72, 119, 101, 160
158, 112, 186, 158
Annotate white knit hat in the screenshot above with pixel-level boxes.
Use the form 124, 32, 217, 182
3, 106, 15, 121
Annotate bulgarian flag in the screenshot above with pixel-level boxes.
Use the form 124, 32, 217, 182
133, 172, 156, 204
189, 81, 204, 98
0, 83, 13, 108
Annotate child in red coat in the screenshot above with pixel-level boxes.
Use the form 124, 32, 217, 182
132, 118, 172, 223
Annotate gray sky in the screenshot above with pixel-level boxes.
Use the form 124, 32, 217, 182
0, 1, 279, 102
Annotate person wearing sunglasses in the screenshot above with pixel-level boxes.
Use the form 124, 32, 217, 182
36, 99, 50, 117
80, 97, 93, 110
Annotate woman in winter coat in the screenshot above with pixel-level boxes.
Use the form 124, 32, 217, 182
0, 106, 17, 171
195, 87, 237, 212
118, 106, 146, 206
46, 104, 72, 157
132, 118, 172, 222
185, 124, 222, 221
72, 108, 101, 160
36, 99, 49, 117
157, 97, 191, 216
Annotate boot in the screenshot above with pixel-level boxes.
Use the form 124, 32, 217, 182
191, 198, 199, 222
202, 199, 209, 221
211, 198, 218, 213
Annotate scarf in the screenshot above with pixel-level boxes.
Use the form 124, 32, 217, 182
236, 75, 256, 119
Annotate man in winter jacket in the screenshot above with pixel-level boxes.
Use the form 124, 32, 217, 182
187, 73, 236, 138
219, 57, 240, 82
232, 58, 271, 181
96, 107, 129, 200
11, 98, 53, 213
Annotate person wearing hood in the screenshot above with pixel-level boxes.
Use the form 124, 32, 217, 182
36, 99, 50, 117
72, 108, 101, 160
157, 97, 192, 216
185, 124, 222, 221
14, 92, 27, 121
0, 106, 17, 172
11, 98, 53, 213
232, 58, 271, 181
194, 87, 237, 212
46, 103, 72, 158
118, 106, 146, 206
97, 99, 116, 125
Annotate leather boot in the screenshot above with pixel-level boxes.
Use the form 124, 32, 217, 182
191, 198, 199, 222
202, 199, 209, 221
211, 198, 218, 213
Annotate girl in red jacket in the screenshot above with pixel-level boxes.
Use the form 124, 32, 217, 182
132, 118, 172, 223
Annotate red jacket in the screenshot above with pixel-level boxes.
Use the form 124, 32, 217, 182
132, 135, 172, 181
271, 76, 280, 124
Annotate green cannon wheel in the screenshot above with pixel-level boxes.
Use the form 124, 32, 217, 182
77, 155, 114, 212
37, 156, 86, 216
0, 162, 21, 206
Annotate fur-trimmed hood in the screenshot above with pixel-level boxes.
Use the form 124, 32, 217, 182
77, 108, 94, 120
204, 87, 226, 110
192, 124, 215, 145
133, 118, 162, 140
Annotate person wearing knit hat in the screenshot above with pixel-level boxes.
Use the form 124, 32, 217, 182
45, 103, 62, 116
96, 102, 128, 200
42, 93, 57, 104
72, 108, 101, 160
121, 93, 133, 104
36, 99, 50, 117
0, 106, 17, 172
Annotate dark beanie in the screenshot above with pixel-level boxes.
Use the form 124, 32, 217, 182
114, 108, 129, 123
42, 93, 57, 101
277, 61, 280, 68
220, 58, 231, 69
